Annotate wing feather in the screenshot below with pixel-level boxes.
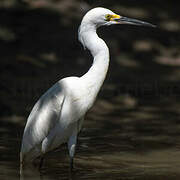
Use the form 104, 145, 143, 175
21, 81, 65, 161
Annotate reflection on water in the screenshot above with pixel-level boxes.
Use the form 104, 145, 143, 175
1, 102, 180, 180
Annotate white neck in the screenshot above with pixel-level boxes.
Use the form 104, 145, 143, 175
79, 22, 110, 96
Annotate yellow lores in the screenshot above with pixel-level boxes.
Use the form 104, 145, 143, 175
105, 14, 121, 21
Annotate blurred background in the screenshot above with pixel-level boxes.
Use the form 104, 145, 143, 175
0, 0, 180, 179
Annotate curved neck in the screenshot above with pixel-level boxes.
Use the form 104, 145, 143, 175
79, 23, 110, 92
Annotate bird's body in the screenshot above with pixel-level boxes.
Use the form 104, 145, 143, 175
21, 73, 107, 163
20, 7, 155, 169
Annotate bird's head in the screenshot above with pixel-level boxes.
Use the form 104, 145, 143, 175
79, 7, 155, 50
81, 7, 155, 28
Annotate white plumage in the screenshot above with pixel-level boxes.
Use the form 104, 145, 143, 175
20, 7, 155, 169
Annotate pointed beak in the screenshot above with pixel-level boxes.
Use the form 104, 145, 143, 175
113, 16, 156, 28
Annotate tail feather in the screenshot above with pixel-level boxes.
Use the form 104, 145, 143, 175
20, 144, 42, 166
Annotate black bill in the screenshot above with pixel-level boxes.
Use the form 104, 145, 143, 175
115, 16, 156, 28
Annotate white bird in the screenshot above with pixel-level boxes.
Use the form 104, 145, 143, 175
20, 7, 155, 170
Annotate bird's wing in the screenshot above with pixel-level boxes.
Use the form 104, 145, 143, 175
21, 81, 65, 157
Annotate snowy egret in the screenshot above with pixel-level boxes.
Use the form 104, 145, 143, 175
20, 7, 155, 170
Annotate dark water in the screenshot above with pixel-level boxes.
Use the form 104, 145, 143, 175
0, 1, 180, 179
1, 98, 180, 180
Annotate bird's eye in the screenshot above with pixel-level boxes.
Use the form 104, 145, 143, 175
105, 14, 111, 21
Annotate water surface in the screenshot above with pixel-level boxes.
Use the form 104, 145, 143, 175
1, 98, 180, 180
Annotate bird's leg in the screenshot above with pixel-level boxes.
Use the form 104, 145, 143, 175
39, 156, 44, 170
20, 152, 24, 176
68, 131, 77, 172
20, 162, 23, 176
70, 157, 74, 171
78, 117, 84, 134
